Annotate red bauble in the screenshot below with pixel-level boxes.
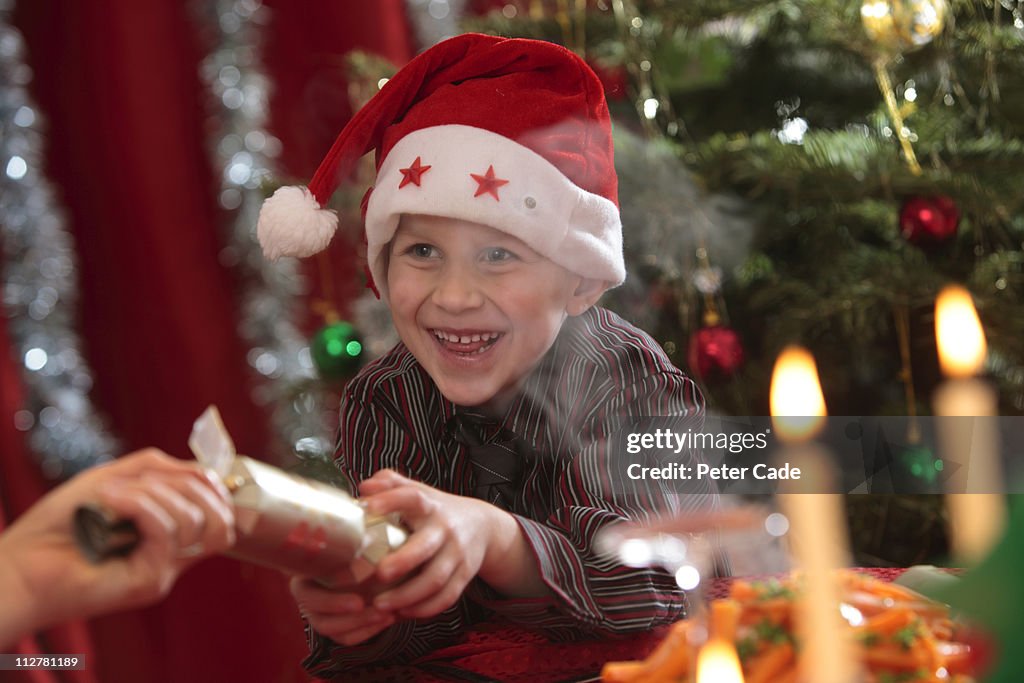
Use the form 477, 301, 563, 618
957, 625, 999, 679
899, 195, 960, 244
687, 325, 745, 378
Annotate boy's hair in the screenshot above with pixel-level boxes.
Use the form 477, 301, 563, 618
257, 33, 625, 300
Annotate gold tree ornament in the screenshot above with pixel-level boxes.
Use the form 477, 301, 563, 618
861, 0, 948, 54
861, 0, 948, 175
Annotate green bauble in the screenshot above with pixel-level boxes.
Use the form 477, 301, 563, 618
311, 320, 364, 381
894, 443, 944, 493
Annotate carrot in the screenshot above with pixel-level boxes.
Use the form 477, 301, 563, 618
908, 637, 939, 674
854, 607, 916, 636
749, 597, 791, 625
772, 664, 801, 683
709, 599, 742, 642
743, 642, 794, 683
930, 618, 954, 641
729, 579, 758, 601
861, 643, 923, 671
633, 619, 692, 680
843, 572, 922, 603
599, 661, 646, 683
915, 621, 947, 677
844, 590, 893, 617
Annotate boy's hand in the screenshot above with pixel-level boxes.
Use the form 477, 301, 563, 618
289, 568, 396, 646
358, 469, 505, 619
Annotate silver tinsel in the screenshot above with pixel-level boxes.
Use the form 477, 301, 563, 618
196, 0, 333, 460
0, 3, 118, 478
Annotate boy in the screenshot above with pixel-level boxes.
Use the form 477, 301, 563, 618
257, 33, 717, 676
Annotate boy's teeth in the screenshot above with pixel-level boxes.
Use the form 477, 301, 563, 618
433, 330, 500, 349
434, 330, 498, 342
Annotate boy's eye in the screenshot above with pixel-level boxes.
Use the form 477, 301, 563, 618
483, 247, 515, 263
408, 243, 438, 258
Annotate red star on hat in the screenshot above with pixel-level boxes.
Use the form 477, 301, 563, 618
398, 156, 431, 188
470, 165, 509, 201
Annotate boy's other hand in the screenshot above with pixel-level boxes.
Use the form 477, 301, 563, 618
358, 469, 504, 619
289, 567, 396, 646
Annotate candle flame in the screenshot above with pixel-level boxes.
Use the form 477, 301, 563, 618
696, 639, 745, 683
770, 345, 827, 441
935, 285, 986, 378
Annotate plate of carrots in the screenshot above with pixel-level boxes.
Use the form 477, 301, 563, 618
601, 570, 982, 683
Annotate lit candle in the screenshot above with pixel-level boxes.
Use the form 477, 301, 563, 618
933, 285, 1004, 563
696, 638, 744, 683
770, 346, 860, 683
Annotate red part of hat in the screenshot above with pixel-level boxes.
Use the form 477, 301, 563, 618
306, 33, 618, 211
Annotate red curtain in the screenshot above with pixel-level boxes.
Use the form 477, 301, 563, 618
264, 0, 417, 314
4, 1, 413, 681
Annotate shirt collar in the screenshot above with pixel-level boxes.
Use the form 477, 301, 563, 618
432, 311, 584, 446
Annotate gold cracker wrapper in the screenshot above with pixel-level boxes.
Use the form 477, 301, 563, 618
223, 456, 407, 579
192, 407, 407, 579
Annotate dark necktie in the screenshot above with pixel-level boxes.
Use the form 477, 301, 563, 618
446, 412, 524, 510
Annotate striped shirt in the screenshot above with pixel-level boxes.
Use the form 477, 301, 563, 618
305, 306, 717, 677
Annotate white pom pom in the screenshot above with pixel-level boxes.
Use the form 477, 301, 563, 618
257, 186, 338, 260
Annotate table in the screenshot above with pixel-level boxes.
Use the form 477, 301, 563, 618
321, 568, 919, 683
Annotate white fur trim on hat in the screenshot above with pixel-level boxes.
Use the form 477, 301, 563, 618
364, 125, 624, 300
257, 185, 338, 260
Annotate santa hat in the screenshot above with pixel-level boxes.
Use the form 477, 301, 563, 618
257, 33, 625, 299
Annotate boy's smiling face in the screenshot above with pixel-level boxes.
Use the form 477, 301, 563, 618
387, 214, 603, 408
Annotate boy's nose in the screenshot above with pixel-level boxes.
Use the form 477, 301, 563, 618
431, 265, 484, 312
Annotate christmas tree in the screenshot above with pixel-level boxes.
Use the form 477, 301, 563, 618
465, 0, 1023, 419
461, 0, 1023, 566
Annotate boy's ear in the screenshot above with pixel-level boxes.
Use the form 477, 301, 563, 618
566, 277, 607, 316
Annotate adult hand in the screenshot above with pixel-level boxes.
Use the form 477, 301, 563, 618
0, 448, 235, 647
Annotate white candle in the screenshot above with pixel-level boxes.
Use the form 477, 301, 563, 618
933, 285, 1004, 563
770, 346, 860, 683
